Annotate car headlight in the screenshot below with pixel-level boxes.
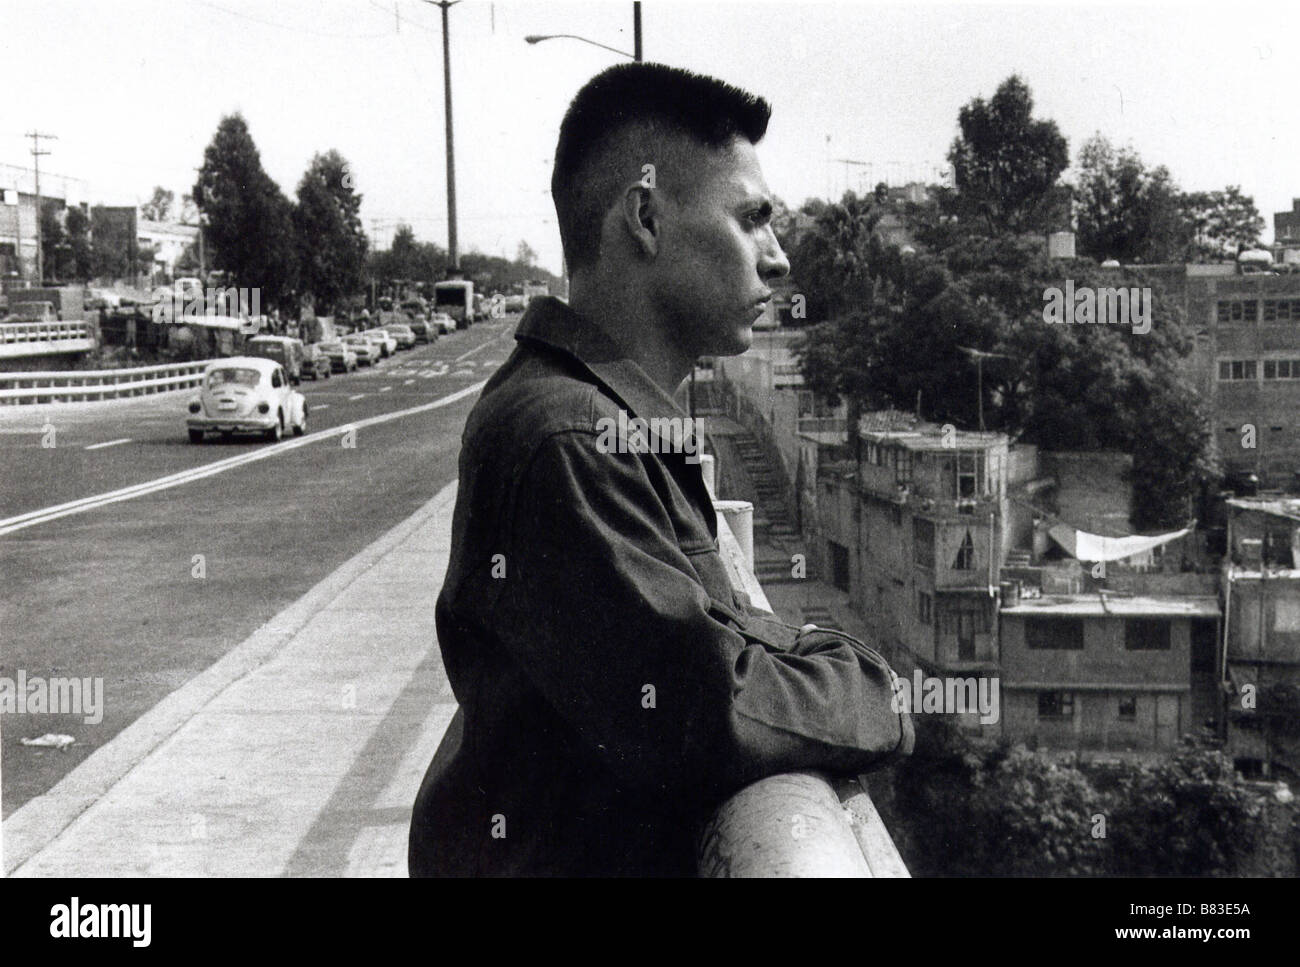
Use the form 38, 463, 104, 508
258, 402, 270, 414
188, 401, 201, 413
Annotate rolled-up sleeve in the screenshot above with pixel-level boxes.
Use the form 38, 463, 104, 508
488, 428, 910, 809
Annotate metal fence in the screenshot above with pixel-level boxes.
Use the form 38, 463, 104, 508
0, 360, 208, 405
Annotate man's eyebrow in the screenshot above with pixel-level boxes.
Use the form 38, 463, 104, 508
742, 198, 773, 217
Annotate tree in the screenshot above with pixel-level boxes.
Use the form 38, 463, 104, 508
39, 201, 65, 282
64, 207, 93, 281
1180, 186, 1264, 259
515, 240, 538, 268
947, 75, 1070, 234
140, 186, 174, 222
1073, 135, 1188, 263
193, 114, 298, 310
294, 150, 367, 314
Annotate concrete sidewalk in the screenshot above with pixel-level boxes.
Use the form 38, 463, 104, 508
2, 473, 875, 878
4, 483, 460, 878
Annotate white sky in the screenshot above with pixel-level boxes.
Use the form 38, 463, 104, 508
2, 0, 1295, 274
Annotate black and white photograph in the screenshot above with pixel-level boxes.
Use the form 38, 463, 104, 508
0, 0, 1291, 933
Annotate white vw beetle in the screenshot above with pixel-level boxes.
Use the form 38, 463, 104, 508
186, 356, 308, 443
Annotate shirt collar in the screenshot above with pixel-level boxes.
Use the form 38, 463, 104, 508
514, 296, 690, 426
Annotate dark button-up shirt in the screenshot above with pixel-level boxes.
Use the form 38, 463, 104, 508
409, 296, 911, 877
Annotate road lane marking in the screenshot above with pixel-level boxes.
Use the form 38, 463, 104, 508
379, 386, 392, 393
348, 394, 366, 401
314, 404, 329, 410
84, 438, 132, 450
0, 381, 487, 537
403, 379, 414, 386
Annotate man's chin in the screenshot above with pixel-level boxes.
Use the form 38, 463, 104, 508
712, 325, 753, 357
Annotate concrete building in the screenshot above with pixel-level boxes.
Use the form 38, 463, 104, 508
136, 219, 200, 282
0, 163, 83, 281
1222, 497, 1300, 780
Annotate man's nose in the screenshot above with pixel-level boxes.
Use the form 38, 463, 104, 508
758, 228, 790, 281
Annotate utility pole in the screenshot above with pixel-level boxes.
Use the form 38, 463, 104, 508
425, 1, 460, 272
27, 131, 57, 283
633, 1, 643, 61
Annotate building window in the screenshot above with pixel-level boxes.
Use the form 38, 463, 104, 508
913, 518, 935, 567
917, 590, 932, 625
1243, 300, 1258, 321
895, 449, 913, 485
1118, 695, 1137, 721
1263, 359, 1300, 379
1125, 619, 1171, 651
1217, 359, 1257, 381
1025, 617, 1085, 650
952, 452, 981, 498
1037, 691, 1075, 719
953, 530, 975, 570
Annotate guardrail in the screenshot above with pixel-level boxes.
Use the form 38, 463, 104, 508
0, 360, 208, 405
700, 457, 909, 878
0, 321, 96, 359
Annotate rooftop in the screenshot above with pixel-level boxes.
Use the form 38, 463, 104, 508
1001, 593, 1221, 618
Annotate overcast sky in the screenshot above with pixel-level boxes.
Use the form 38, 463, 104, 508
2, 0, 1295, 274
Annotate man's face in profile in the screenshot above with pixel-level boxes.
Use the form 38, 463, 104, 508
652, 137, 790, 359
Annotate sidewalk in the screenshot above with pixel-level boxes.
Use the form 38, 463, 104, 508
4, 484, 460, 877
2, 473, 871, 878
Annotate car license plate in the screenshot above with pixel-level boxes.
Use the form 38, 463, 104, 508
218, 401, 237, 411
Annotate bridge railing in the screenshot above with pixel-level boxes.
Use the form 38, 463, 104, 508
0, 320, 97, 359
699, 454, 909, 878
0, 360, 209, 405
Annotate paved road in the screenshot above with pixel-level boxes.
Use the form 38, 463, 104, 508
0, 321, 514, 816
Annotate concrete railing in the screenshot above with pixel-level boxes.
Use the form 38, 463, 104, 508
700, 453, 908, 877
0, 360, 209, 405
0, 321, 96, 359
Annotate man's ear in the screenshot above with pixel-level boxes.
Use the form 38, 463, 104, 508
618, 182, 660, 260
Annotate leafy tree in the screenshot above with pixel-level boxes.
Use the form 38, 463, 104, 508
1073, 135, 1188, 263
193, 114, 298, 310
64, 207, 93, 281
294, 150, 367, 314
38, 201, 65, 282
947, 75, 1070, 234
1180, 186, 1264, 259
140, 186, 174, 223
515, 240, 538, 268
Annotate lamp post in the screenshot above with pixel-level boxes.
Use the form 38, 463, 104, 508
524, 2, 642, 60
423, 1, 460, 271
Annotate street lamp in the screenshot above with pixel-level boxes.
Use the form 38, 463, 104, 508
524, 33, 636, 59
525, 1, 642, 61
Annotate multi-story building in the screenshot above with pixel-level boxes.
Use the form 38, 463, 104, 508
1222, 497, 1300, 780
0, 163, 83, 281
811, 411, 1221, 749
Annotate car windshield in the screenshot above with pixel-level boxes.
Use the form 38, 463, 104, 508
207, 368, 261, 389
320, 342, 343, 351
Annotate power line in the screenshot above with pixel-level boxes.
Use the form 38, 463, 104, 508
191, 0, 392, 40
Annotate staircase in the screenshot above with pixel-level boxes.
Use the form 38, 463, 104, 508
732, 434, 798, 542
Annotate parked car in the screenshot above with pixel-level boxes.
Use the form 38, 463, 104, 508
246, 335, 306, 384
186, 357, 307, 443
406, 317, 436, 343
363, 328, 398, 357
382, 323, 417, 349
431, 312, 455, 335
319, 340, 359, 373
300, 344, 332, 380
343, 333, 381, 366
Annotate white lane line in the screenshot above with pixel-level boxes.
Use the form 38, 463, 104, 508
453, 329, 510, 363
85, 438, 132, 451
0, 381, 487, 537
379, 386, 392, 393
348, 394, 366, 401
403, 379, 414, 386
314, 404, 329, 410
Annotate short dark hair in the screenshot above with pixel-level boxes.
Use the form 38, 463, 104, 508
551, 63, 771, 271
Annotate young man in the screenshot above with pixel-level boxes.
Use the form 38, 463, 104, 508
409, 63, 911, 877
